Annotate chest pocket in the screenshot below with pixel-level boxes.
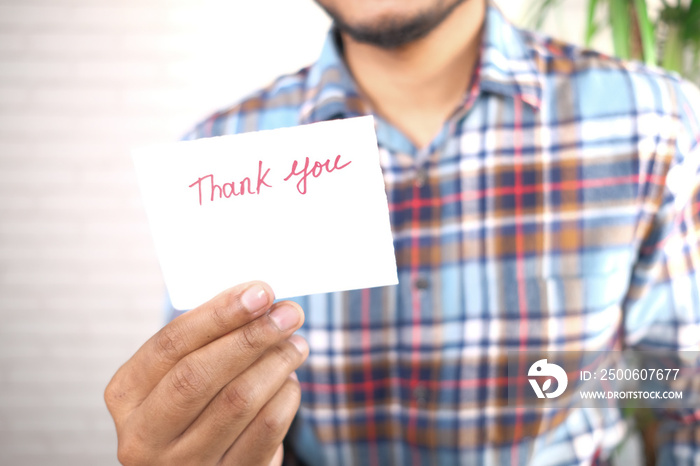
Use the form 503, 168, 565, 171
509, 264, 632, 349
524, 269, 630, 315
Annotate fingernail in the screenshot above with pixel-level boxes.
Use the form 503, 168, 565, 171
268, 304, 301, 331
288, 335, 308, 354
241, 284, 268, 312
289, 371, 299, 382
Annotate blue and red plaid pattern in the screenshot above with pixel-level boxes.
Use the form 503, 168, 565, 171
172, 3, 700, 465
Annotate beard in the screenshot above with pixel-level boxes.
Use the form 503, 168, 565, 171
315, 0, 469, 49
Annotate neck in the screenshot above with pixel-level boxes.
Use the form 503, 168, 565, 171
341, 0, 486, 149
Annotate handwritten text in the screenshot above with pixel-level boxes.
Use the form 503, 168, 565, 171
188, 160, 272, 205
189, 155, 351, 204
283, 155, 352, 195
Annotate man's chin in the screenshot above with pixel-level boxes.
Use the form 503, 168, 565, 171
316, 0, 468, 50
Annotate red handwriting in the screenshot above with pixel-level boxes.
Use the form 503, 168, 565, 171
283, 155, 351, 195
188, 160, 271, 205
188, 156, 352, 204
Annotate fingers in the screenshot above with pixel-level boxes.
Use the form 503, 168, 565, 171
269, 444, 285, 466
106, 281, 274, 417
170, 336, 308, 464
221, 376, 300, 466
133, 301, 305, 444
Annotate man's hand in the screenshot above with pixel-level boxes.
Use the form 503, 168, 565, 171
104, 281, 308, 466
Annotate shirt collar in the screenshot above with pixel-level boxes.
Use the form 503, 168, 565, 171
299, 1, 543, 125
299, 32, 368, 125
478, 2, 543, 109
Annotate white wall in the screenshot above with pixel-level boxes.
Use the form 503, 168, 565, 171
0, 0, 610, 464
0, 1, 330, 464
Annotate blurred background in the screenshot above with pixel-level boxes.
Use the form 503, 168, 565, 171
0, 0, 684, 464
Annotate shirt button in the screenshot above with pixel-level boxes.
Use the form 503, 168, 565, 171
413, 384, 429, 406
414, 277, 430, 290
415, 168, 428, 187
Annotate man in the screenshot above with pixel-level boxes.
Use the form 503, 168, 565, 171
105, 0, 700, 464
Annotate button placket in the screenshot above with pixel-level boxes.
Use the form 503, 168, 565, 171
412, 384, 429, 407
414, 166, 428, 188
414, 277, 430, 290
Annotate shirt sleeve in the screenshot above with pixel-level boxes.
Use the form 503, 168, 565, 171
622, 78, 700, 465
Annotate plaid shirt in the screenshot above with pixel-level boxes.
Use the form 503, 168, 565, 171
175, 4, 700, 465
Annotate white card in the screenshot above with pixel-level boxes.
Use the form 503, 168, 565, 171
132, 116, 398, 310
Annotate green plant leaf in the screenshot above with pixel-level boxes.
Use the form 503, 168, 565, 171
688, 32, 700, 79
527, 0, 565, 29
633, 0, 657, 65
609, 0, 631, 59
683, 0, 700, 42
662, 23, 684, 74
585, 0, 601, 47
690, 0, 700, 15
